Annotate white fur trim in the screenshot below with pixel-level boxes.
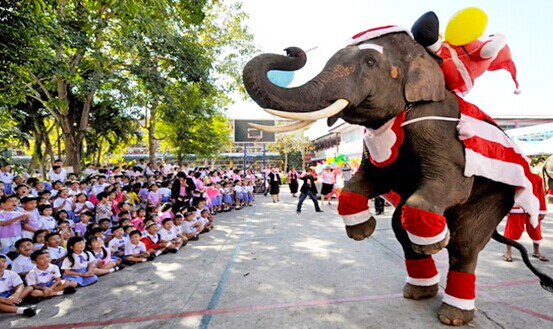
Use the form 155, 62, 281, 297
364, 116, 396, 164
480, 34, 507, 59
539, 210, 548, 215
358, 43, 383, 53
348, 26, 413, 46
532, 239, 543, 244
443, 294, 475, 311
406, 226, 448, 246
427, 39, 443, 53
444, 43, 473, 92
509, 208, 525, 214
407, 273, 440, 286
341, 209, 373, 226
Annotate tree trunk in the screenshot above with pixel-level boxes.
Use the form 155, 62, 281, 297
301, 148, 305, 171
284, 152, 288, 173
148, 105, 158, 164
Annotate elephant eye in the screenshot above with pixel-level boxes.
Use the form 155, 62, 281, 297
367, 57, 376, 66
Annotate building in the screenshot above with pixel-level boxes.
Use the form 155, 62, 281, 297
311, 115, 553, 162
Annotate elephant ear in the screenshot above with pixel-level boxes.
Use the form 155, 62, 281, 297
405, 55, 446, 102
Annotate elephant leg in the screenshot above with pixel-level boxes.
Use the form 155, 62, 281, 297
401, 178, 472, 255
438, 180, 514, 326
392, 206, 439, 300
338, 154, 388, 241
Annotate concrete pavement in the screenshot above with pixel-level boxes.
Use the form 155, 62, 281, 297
2, 187, 552, 329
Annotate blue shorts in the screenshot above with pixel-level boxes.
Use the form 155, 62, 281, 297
0, 289, 15, 298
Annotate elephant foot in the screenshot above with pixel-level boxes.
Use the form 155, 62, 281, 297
438, 302, 475, 326
403, 282, 438, 300
411, 230, 450, 255
345, 216, 376, 241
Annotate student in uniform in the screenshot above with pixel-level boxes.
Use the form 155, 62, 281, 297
0, 255, 36, 317
123, 230, 151, 264
45, 232, 67, 267
25, 250, 77, 299
11, 238, 35, 279
61, 237, 98, 287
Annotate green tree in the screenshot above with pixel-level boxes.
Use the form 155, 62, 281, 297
269, 132, 313, 171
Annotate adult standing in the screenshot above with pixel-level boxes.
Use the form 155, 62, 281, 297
48, 159, 67, 183
320, 166, 336, 205
171, 172, 190, 213
502, 173, 549, 262
296, 168, 323, 214
267, 166, 281, 203
287, 167, 299, 197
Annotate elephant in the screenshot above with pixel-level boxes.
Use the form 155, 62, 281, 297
242, 23, 553, 326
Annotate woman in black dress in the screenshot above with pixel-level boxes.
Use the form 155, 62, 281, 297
267, 166, 281, 203
287, 167, 299, 197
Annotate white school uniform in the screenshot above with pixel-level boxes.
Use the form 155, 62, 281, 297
171, 225, 182, 236
53, 197, 74, 213
108, 236, 128, 253
61, 251, 95, 271
40, 215, 57, 231
25, 264, 61, 286
0, 270, 23, 294
11, 254, 34, 274
47, 246, 67, 261
180, 221, 196, 236
159, 228, 177, 241
124, 241, 146, 256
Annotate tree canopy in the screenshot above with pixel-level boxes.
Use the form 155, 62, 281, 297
0, 0, 257, 171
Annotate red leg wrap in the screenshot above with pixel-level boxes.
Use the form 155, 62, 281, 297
405, 257, 439, 286
443, 271, 476, 310
401, 205, 448, 245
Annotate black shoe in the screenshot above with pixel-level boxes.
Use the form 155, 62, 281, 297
122, 259, 136, 266
296, 210, 301, 214
63, 287, 77, 295
23, 296, 43, 304
189, 236, 199, 241
411, 11, 440, 48
147, 254, 156, 261
316, 210, 324, 213
23, 308, 36, 317
169, 248, 178, 254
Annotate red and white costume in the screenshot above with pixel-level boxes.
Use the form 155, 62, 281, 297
504, 173, 547, 244
434, 35, 520, 95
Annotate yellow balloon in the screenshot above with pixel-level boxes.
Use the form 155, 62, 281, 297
326, 157, 334, 164
444, 7, 488, 46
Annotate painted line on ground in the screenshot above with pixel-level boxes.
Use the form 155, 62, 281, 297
12, 292, 404, 329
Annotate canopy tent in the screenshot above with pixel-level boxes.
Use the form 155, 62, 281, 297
512, 137, 553, 156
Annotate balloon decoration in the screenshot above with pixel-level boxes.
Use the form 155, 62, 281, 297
444, 7, 488, 46
267, 70, 295, 87
317, 154, 362, 174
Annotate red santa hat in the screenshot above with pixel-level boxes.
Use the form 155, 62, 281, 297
488, 45, 521, 94
348, 25, 413, 46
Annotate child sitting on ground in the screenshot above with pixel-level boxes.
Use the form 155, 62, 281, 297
61, 237, 98, 287
86, 236, 123, 274
38, 204, 56, 232
45, 232, 67, 267
171, 214, 188, 244
140, 221, 174, 258
181, 210, 204, 241
74, 210, 93, 238
199, 209, 215, 232
11, 238, 35, 279
25, 250, 77, 300
0, 255, 36, 317
107, 226, 127, 259
32, 229, 48, 251
159, 218, 184, 252
130, 208, 146, 232
123, 230, 150, 264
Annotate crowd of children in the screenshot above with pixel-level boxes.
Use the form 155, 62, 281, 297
0, 160, 261, 318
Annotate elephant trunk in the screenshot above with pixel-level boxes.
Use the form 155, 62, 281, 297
243, 47, 345, 113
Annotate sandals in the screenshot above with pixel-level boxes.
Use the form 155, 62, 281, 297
532, 254, 549, 262
502, 255, 513, 262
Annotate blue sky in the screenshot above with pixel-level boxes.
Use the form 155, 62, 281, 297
229, 0, 553, 138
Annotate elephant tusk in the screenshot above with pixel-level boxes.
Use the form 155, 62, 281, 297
248, 120, 314, 133
264, 99, 349, 121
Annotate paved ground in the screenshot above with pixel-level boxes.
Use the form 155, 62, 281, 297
2, 187, 552, 329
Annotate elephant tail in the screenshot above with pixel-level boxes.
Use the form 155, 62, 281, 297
492, 230, 553, 293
